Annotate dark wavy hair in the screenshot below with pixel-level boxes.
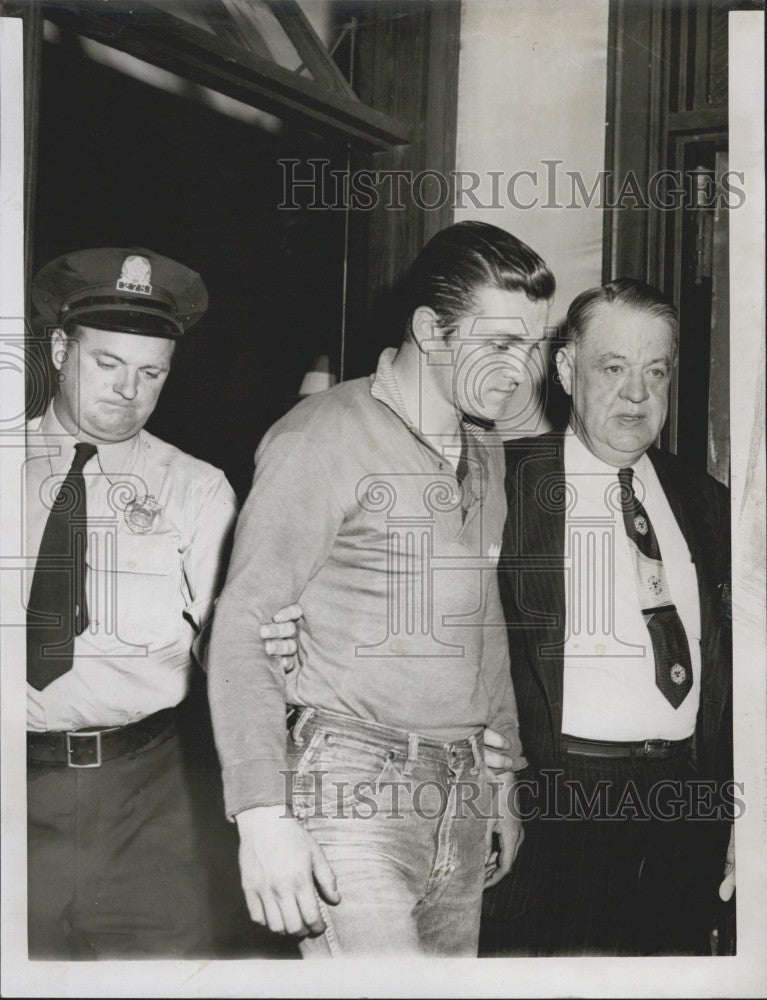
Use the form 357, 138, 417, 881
401, 221, 555, 340
566, 279, 679, 349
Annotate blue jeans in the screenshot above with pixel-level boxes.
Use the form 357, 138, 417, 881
286, 707, 492, 957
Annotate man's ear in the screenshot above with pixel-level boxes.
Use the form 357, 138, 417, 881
554, 344, 575, 397
410, 306, 443, 352
50, 328, 69, 371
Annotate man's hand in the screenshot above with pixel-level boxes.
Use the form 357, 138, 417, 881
483, 727, 515, 772
259, 604, 304, 673
235, 805, 340, 936
484, 771, 524, 887
719, 823, 735, 902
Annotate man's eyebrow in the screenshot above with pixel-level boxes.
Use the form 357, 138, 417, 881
594, 351, 672, 365
595, 352, 628, 363
483, 329, 544, 342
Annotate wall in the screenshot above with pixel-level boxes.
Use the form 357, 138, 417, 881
453, 0, 609, 433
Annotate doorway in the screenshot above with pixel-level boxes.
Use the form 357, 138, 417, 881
33, 26, 348, 501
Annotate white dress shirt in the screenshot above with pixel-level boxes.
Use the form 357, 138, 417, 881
25, 404, 237, 731
561, 430, 701, 740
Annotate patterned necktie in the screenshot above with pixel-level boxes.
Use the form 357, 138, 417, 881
27, 441, 97, 691
455, 423, 470, 522
617, 467, 692, 708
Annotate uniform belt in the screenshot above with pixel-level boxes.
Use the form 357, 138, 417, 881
561, 733, 693, 760
27, 707, 176, 768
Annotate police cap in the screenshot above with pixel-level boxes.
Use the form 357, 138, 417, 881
32, 247, 208, 338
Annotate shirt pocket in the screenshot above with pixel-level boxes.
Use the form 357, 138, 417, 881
85, 530, 183, 651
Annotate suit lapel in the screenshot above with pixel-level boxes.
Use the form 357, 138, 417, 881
506, 434, 567, 731
647, 447, 715, 683
648, 448, 702, 563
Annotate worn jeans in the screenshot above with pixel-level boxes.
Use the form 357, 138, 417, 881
286, 707, 492, 957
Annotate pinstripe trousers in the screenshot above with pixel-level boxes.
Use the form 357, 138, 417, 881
480, 750, 727, 956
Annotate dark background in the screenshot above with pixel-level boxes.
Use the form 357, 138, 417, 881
34, 32, 347, 503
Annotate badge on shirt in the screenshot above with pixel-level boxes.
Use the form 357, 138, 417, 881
124, 494, 162, 533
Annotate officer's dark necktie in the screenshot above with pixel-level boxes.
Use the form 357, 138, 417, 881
27, 442, 97, 690
617, 467, 692, 708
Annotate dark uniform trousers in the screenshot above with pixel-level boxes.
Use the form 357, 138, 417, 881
27, 725, 215, 959
480, 750, 728, 957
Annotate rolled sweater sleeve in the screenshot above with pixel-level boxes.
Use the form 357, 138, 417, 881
207, 429, 345, 817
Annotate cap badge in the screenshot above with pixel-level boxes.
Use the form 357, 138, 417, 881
116, 255, 153, 296
124, 494, 162, 533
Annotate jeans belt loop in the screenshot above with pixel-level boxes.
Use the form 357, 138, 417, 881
292, 707, 315, 746
402, 733, 419, 777
469, 732, 482, 772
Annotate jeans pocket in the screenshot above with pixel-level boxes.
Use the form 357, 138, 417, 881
292, 736, 399, 819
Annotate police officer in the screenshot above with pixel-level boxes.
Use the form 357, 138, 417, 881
25, 248, 237, 958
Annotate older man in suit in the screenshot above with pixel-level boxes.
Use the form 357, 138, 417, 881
482, 278, 733, 956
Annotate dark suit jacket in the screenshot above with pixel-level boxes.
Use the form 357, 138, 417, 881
499, 432, 733, 786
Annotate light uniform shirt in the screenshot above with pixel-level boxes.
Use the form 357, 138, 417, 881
25, 403, 237, 732
561, 430, 701, 741
208, 348, 524, 816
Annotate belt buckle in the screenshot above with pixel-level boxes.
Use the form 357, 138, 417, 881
66, 730, 103, 768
